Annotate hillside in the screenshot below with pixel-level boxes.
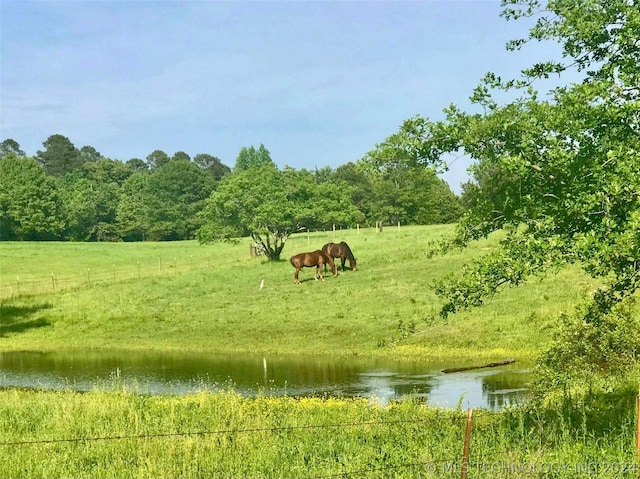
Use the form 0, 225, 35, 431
0, 225, 599, 360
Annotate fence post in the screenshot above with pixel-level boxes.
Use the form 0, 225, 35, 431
461, 408, 473, 479
636, 385, 640, 461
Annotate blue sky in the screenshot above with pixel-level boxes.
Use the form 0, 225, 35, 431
1, 1, 563, 192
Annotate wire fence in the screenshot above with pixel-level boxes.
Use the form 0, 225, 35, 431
0, 416, 464, 447
0, 224, 417, 300
1, 405, 639, 478
0, 254, 216, 299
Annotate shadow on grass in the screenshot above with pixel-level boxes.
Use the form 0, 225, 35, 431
0, 303, 52, 337
294, 276, 337, 284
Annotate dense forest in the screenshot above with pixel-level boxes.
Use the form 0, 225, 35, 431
0, 135, 464, 244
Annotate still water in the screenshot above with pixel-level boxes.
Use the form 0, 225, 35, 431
0, 350, 531, 409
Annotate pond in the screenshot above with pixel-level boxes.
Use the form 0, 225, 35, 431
0, 350, 531, 409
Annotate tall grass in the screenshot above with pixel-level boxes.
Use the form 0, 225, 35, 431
0, 386, 637, 478
0, 225, 599, 360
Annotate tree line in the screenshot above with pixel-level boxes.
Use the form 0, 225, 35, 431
0, 135, 464, 249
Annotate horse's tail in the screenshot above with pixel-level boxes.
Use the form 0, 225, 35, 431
289, 256, 295, 267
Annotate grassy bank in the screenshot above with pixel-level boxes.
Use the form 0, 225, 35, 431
0, 225, 598, 360
0, 387, 637, 478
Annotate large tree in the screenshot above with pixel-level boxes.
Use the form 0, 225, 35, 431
78, 145, 103, 163
36, 134, 82, 176
0, 156, 64, 240
333, 162, 374, 221
198, 163, 361, 260
281, 167, 365, 230
125, 158, 148, 173
358, 150, 463, 226
194, 153, 231, 181
172, 151, 191, 162
116, 161, 215, 242
116, 171, 151, 241
82, 158, 133, 185
145, 149, 170, 170
198, 164, 295, 260
0, 139, 26, 158
57, 176, 121, 241
233, 144, 275, 171
375, 0, 639, 380
144, 160, 216, 240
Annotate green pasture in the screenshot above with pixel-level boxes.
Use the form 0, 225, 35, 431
0, 225, 598, 360
1, 226, 639, 479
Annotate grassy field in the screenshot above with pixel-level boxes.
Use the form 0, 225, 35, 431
2, 225, 639, 478
0, 225, 599, 360
0, 386, 638, 478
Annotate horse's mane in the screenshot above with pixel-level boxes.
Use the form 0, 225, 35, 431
339, 241, 355, 261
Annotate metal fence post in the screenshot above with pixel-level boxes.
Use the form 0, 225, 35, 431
636, 385, 640, 461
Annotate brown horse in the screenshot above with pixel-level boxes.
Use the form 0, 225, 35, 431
322, 241, 357, 271
289, 250, 337, 284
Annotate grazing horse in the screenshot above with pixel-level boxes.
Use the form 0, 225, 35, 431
289, 250, 337, 284
322, 241, 357, 271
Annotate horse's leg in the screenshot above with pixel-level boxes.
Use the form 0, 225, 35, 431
341, 256, 346, 271
294, 267, 301, 284
316, 264, 324, 281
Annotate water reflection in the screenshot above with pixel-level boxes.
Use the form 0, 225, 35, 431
0, 350, 530, 409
